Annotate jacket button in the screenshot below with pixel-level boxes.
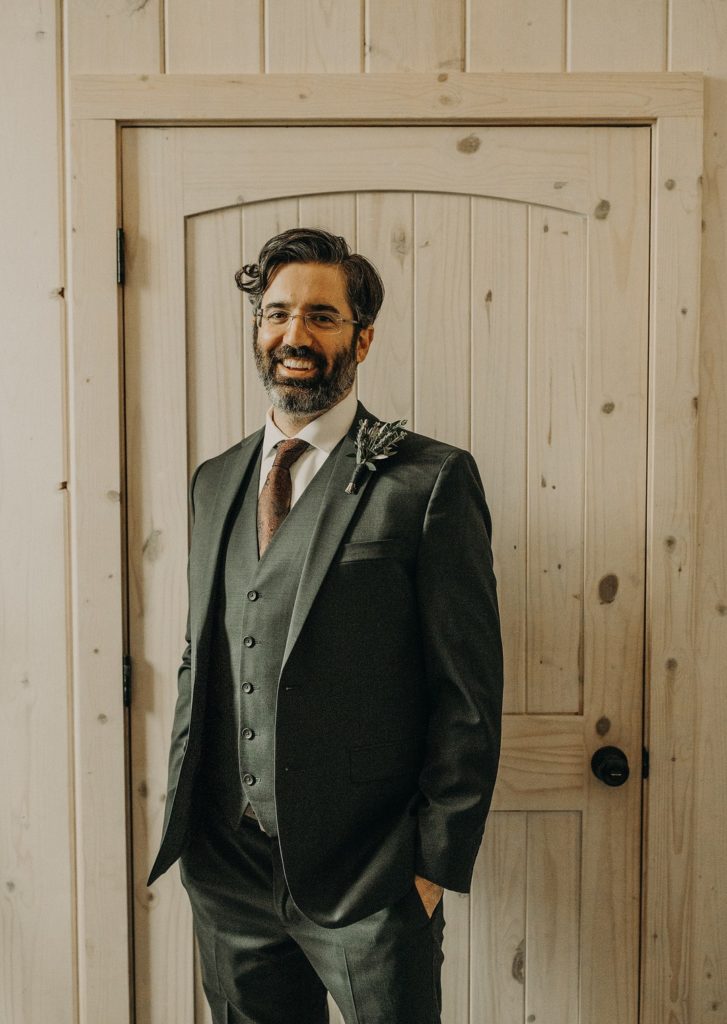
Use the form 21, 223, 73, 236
243, 636, 255, 648
242, 773, 256, 786
242, 681, 254, 694
247, 590, 259, 601
242, 727, 254, 740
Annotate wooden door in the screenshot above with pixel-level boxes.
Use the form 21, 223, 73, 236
122, 125, 650, 1024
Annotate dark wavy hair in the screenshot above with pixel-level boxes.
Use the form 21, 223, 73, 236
234, 228, 384, 329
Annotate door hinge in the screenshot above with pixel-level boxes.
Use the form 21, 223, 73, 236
116, 227, 125, 286
123, 654, 132, 707
642, 746, 650, 780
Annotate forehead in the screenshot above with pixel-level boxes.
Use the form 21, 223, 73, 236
263, 262, 350, 310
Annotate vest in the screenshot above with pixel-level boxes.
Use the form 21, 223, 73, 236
197, 447, 336, 837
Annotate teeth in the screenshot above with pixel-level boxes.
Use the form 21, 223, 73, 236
282, 359, 315, 369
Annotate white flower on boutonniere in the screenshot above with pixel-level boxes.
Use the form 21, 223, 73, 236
345, 417, 408, 494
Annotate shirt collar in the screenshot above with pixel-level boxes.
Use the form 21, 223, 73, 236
262, 387, 358, 459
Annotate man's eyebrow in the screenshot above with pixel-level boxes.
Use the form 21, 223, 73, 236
262, 301, 343, 314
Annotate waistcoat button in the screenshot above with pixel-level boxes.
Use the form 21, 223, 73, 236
242, 682, 254, 694
242, 773, 256, 786
247, 590, 259, 601
242, 727, 254, 740
243, 636, 255, 648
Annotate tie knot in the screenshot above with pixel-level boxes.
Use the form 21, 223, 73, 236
272, 438, 309, 470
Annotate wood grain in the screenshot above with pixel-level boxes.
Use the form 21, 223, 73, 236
70, 116, 132, 1024
68, 0, 162, 73
186, 208, 244, 468
670, 4, 727, 1020
470, 813, 527, 1021
470, 198, 528, 714
639, 115, 703, 1024
123, 127, 195, 1024
366, 0, 463, 71
70, 71, 703, 122
0, 3, 74, 1023
266, 0, 362, 72
569, 0, 667, 71
357, 192, 415, 423
468, 0, 565, 72
527, 204, 587, 714
413, 192, 470, 446
166, 0, 262, 73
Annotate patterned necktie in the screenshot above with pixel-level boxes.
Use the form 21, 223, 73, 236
257, 438, 310, 556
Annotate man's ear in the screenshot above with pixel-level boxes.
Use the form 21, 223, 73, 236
356, 325, 374, 364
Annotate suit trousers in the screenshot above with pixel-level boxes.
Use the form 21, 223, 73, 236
179, 808, 445, 1024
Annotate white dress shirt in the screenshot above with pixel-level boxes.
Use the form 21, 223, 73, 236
258, 388, 358, 507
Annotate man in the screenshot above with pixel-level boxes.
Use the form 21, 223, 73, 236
148, 228, 503, 1024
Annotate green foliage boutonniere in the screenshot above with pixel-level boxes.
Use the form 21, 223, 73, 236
345, 417, 408, 494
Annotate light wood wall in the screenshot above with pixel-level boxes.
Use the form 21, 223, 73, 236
3, 1, 725, 1022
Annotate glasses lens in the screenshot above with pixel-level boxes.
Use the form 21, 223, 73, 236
257, 311, 343, 334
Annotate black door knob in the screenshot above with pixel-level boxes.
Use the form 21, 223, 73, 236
591, 746, 630, 787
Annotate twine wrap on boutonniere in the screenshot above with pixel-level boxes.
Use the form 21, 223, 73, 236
345, 417, 408, 494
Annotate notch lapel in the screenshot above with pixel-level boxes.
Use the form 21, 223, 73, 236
281, 402, 377, 670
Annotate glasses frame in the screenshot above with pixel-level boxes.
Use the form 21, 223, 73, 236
254, 307, 361, 336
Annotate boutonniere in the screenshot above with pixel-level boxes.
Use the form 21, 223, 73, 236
345, 417, 408, 494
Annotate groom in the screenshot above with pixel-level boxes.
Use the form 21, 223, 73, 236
148, 228, 504, 1024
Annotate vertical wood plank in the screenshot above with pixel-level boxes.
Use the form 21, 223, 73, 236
579, 127, 650, 1024
470, 198, 527, 714
468, 0, 565, 71
366, 0, 463, 71
123, 127, 194, 1024
640, 115, 703, 1024
568, 0, 667, 71
441, 890, 470, 1024
70, 116, 132, 1024
186, 208, 244, 469
298, 193, 357, 240
357, 193, 415, 422
166, 0, 262, 73
241, 199, 300, 435
526, 813, 581, 1024
266, 0, 362, 72
1, 3, 75, 1022
413, 193, 470, 447
670, 5, 727, 1019
527, 206, 587, 714
67, 0, 162, 73
470, 813, 527, 1022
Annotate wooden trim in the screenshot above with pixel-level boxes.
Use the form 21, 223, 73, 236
71, 71, 702, 123
67, 74, 703, 1024
640, 114, 702, 1024
69, 117, 131, 1024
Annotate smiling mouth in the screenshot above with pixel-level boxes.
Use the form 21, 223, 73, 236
280, 358, 317, 371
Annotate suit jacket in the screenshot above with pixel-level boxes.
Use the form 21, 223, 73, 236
148, 401, 504, 927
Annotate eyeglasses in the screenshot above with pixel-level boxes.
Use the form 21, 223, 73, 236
255, 308, 360, 335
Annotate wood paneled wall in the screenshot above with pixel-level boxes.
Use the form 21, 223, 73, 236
3, 0, 725, 1022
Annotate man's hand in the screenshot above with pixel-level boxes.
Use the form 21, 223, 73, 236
414, 875, 444, 918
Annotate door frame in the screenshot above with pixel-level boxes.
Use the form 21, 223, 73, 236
67, 72, 703, 1024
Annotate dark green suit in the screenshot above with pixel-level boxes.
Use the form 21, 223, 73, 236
149, 402, 503, 935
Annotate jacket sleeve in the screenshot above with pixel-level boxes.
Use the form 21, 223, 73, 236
414, 449, 504, 892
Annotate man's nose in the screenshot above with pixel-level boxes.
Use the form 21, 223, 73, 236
283, 314, 313, 343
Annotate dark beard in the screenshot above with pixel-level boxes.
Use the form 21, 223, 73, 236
253, 338, 358, 416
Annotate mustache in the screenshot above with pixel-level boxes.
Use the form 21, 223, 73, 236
271, 344, 326, 371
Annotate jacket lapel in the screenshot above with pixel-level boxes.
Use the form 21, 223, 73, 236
192, 428, 264, 652
281, 401, 377, 669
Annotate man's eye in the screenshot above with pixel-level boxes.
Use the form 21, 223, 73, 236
266, 310, 289, 322
309, 313, 338, 326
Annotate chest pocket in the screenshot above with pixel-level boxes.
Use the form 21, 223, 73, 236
336, 539, 409, 564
